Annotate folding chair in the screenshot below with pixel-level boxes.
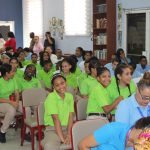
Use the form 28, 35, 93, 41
71, 119, 109, 150
76, 99, 88, 121
20, 88, 47, 150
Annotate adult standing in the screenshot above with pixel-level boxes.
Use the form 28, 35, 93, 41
29, 32, 35, 52
4, 31, 16, 53
44, 32, 55, 53
33, 36, 44, 56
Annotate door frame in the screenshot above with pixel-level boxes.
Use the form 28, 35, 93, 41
123, 9, 150, 63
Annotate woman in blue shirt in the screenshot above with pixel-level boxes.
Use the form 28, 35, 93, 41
115, 72, 150, 126
79, 116, 150, 150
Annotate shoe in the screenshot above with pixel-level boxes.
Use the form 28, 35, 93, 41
0, 131, 6, 143
24, 133, 31, 142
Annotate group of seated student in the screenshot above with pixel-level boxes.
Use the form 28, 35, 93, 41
0, 45, 150, 150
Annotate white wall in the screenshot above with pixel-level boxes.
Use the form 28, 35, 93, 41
43, 0, 93, 54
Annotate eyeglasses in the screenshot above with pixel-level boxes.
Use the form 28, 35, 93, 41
138, 88, 150, 101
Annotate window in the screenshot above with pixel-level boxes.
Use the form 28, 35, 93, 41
23, 0, 43, 47
64, 0, 91, 36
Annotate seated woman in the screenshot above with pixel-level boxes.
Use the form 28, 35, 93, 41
0, 64, 19, 143
107, 64, 136, 116
115, 72, 150, 126
116, 48, 131, 65
60, 57, 78, 94
43, 73, 74, 150
80, 57, 100, 99
87, 67, 122, 120
20, 64, 41, 91
79, 116, 150, 150
37, 60, 56, 92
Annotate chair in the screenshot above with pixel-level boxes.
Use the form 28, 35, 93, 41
21, 88, 47, 150
71, 119, 109, 150
76, 98, 88, 121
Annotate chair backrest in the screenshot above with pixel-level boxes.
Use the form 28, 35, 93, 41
22, 88, 47, 107
37, 102, 45, 125
71, 119, 109, 150
76, 99, 88, 121
67, 86, 76, 98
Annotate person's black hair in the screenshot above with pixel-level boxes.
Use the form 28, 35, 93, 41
31, 53, 38, 57
9, 57, 19, 63
88, 58, 101, 74
114, 64, 131, 96
0, 33, 3, 38
139, 56, 147, 61
134, 116, 150, 129
24, 64, 36, 78
83, 51, 92, 60
61, 57, 77, 73
24, 47, 30, 53
116, 48, 124, 63
45, 31, 51, 35
6, 53, 13, 58
89, 56, 99, 62
112, 57, 120, 63
6, 46, 13, 52
128, 62, 136, 71
40, 51, 50, 67
70, 55, 78, 63
51, 73, 66, 86
76, 47, 84, 53
7, 31, 15, 38
0, 64, 12, 77
43, 60, 52, 66
97, 67, 110, 76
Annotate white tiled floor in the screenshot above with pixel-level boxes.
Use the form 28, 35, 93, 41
0, 129, 39, 150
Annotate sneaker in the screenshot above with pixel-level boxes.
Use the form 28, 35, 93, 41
0, 131, 6, 143
24, 133, 31, 142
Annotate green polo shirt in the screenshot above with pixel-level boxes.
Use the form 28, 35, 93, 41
77, 73, 88, 90
87, 83, 110, 114
64, 73, 78, 88
29, 62, 42, 72
20, 78, 41, 91
37, 67, 55, 88
44, 90, 74, 126
107, 77, 136, 114
22, 60, 31, 67
80, 75, 99, 96
74, 67, 82, 77
0, 77, 18, 99
13, 69, 24, 91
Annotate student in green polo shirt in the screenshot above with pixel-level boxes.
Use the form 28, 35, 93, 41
87, 67, 122, 120
78, 60, 89, 91
39, 51, 51, 68
80, 57, 100, 98
30, 53, 41, 71
107, 64, 136, 115
60, 57, 78, 90
43, 73, 74, 150
20, 64, 41, 91
9, 57, 24, 91
37, 60, 56, 92
0, 64, 19, 143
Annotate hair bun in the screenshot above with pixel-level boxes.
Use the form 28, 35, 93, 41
143, 72, 150, 80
